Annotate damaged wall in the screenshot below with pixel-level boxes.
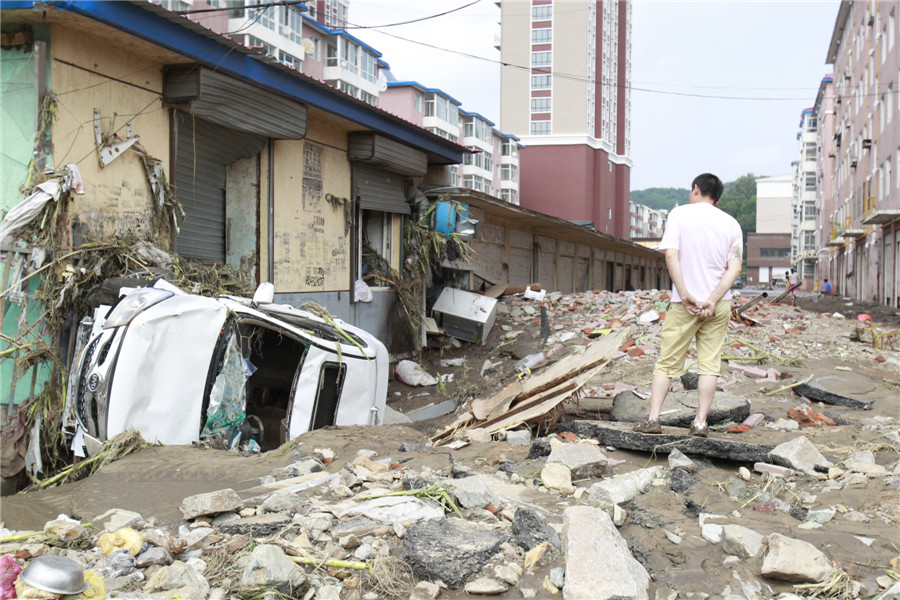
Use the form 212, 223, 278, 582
50, 27, 170, 241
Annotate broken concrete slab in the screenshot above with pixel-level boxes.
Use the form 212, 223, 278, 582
218, 513, 292, 537
179, 489, 242, 520
721, 524, 765, 558
611, 390, 750, 427
401, 517, 509, 589
448, 475, 501, 509
562, 506, 650, 600
240, 543, 307, 593
563, 421, 774, 463
540, 462, 574, 495
794, 375, 874, 410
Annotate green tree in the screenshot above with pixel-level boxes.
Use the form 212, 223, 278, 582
717, 173, 757, 251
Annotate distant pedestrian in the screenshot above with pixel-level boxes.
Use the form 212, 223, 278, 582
788, 269, 799, 293
821, 279, 833, 295
634, 173, 743, 438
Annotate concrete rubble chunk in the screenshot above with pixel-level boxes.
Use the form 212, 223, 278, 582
588, 466, 663, 506
135, 546, 173, 568
794, 376, 873, 410
240, 543, 307, 592
668, 448, 697, 473
506, 429, 532, 446
722, 524, 765, 558
701, 523, 724, 544
770, 436, 833, 474
761, 533, 834, 583
448, 475, 501, 509
512, 507, 562, 551
541, 462, 575, 495
342, 495, 444, 523
562, 506, 650, 600
93, 508, 143, 532
179, 488, 242, 520
401, 517, 508, 589
144, 560, 211, 597
410, 580, 441, 600
844, 460, 889, 477
546, 440, 609, 479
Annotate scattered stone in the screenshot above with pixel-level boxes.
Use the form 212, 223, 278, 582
721, 525, 764, 558
494, 563, 522, 586
702, 523, 724, 544
449, 475, 501, 509
506, 429, 532, 446
240, 544, 307, 592
668, 448, 697, 473
144, 560, 211, 597
738, 467, 752, 481
541, 462, 575, 495
546, 439, 609, 479
43, 519, 85, 542
260, 490, 307, 514
549, 566, 565, 589
761, 533, 834, 583
135, 546, 173, 568
93, 508, 143, 532
464, 576, 508, 595
527, 439, 551, 459
845, 461, 889, 477
180, 489, 242, 520
219, 513, 292, 537
669, 468, 699, 495
401, 517, 508, 589
562, 506, 650, 600
770, 436, 833, 474
410, 580, 441, 600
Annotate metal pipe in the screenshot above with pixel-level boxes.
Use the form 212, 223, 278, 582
733, 292, 768, 320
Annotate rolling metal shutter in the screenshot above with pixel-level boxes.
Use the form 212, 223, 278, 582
354, 164, 410, 215
174, 111, 265, 261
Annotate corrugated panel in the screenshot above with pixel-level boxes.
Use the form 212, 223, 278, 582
347, 132, 427, 176
165, 67, 307, 139
354, 164, 410, 214
174, 111, 265, 261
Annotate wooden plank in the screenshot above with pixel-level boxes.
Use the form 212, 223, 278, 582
485, 328, 629, 420
562, 420, 775, 463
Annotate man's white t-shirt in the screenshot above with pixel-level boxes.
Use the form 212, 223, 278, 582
659, 202, 743, 303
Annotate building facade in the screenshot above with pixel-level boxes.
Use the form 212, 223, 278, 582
628, 202, 665, 240
749, 175, 793, 286
813, 76, 837, 291
823, 1, 899, 304
499, 0, 632, 238
792, 109, 819, 288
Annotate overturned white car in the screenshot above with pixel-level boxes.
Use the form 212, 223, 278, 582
66, 281, 388, 455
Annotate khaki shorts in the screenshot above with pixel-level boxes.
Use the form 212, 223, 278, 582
654, 300, 731, 377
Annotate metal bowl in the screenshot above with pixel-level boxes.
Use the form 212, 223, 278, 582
19, 554, 87, 595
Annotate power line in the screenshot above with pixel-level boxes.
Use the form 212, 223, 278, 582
341, 0, 482, 29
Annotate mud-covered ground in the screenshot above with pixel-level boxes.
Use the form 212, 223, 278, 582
1, 289, 898, 598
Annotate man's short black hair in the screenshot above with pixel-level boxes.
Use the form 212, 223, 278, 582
692, 173, 724, 203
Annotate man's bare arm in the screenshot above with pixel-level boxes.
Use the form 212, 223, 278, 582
665, 249, 704, 312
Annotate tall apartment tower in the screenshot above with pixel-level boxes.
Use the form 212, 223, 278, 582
499, 0, 632, 238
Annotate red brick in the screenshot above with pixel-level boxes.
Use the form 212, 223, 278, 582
622, 338, 636, 350
627, 347, 645, 357
726, 424, 751, 433
557, 431, 577, 443
753, 502, 775, 514
875, 355, 886, 363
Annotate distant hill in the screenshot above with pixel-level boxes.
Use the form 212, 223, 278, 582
629, 187, 688, 211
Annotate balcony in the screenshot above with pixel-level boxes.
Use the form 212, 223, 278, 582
862, 209, 900, 225
826, 237, 845, 247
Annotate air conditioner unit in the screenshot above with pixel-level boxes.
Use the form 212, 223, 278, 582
862, 139, 872, 149
850, 155, 858, 167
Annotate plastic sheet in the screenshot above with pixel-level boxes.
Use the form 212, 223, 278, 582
200, 333, 249, 445
0, 555, 21, 599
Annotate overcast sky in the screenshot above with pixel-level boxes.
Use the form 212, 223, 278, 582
348, 0, 841, 190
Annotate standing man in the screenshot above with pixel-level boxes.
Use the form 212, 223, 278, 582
635, 173, 743, 437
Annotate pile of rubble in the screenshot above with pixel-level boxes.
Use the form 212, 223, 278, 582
2, 287, 899, 599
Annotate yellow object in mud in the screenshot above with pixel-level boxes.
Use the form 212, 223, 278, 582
98, 527, 145, 556
65, 571, 105, 599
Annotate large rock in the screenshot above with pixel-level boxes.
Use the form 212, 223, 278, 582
541, 463, 574, 495
546, 441, 609, 479
179, 488, 242, 520
401, 517, 508, 589
562, 506, 650, 600
241, 544, 307, 593
722, 525, 764, 558
588, 467, 662, 506
611, 390, 749, 426
761, 533, 833, 583
512, 507, 561, 551
770, 436, 833, 474
260, 490, 307, 514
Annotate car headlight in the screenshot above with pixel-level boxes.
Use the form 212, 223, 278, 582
102, 288, 174, 328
